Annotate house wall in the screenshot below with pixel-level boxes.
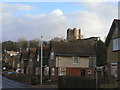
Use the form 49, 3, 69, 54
49, 56, 95, 81
118, 51, 120, 88
66, 68, 95, 77
20, 61, 24, 74
28, 58, 36, 75
50, 67, 95, 81
118, 62, 120, 89
49, 57, 56, 67
107, 28, 119, 63
107, 40, 119, 63
107, 24, 120, 88
49, 67, 58, 81
56, 56, 89, 68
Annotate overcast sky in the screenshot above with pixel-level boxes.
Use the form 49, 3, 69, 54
2, 2, 118, 42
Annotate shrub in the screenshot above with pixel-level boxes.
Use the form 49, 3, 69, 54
31, 76, 39, 85
58, 76, 96, 88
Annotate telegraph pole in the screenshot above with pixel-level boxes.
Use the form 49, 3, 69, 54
95, 37, 99, 90
96, 60, 97, 90
40, 36, 43, 85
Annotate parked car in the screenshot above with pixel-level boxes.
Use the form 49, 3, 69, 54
7, 71, 16, 74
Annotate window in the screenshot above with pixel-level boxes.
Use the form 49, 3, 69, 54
73, 57, 79, 64
44, 66, 49, 75
88, 70, 92, 75
17, 64, 20, 67
111, 63, 118, 77
89, 57, 96, 68
93, 57, 96, 67
37, 55, 39, 61
81, 69, 85, 77
36, 68, 39, 75
51, 68, 55, 75
60, 68, 66, 76
115, 27, 118, 31
113, 38, 120, 51
30, 59, 32, 62
50, 52, 54, 60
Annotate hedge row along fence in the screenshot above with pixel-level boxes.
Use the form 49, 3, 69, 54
58, 76, 97, 88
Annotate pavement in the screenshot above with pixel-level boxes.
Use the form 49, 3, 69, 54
2, 76, 58, 90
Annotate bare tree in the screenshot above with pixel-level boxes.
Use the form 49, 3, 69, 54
17, 38, 28, 50
50, 37, 65, 42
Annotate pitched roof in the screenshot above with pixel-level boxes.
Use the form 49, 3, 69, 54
50, 41, 96, 57
38, 46, 50, 58
105, 19, 120, 46
21, 50, 29, 59
29, 48, 37, 58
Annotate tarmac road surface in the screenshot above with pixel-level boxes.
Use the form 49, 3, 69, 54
2, 76, 58, 90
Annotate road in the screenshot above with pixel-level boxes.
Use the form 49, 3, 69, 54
2, 76, 32, 89
2, 76, 58, 90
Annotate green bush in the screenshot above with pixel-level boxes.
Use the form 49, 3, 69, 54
58, 76, 96, 88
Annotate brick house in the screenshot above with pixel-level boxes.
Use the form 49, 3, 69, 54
19, 46, 50, 75
35, 46, 50, 75
3, 51, 19, 69
28, 48, 37, 75
49, 41, 96, 81
20, 48, 37, 75
20, 50, 29, 74
105, 19, 120, 88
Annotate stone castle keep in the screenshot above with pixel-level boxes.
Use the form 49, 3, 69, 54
67, 28, 81, 42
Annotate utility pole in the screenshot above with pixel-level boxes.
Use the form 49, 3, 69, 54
96, 60, 97, 90
95, 37, 98, 90
40, 36, 43, 85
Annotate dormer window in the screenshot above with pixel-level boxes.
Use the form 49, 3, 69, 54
113, 38, 120, 51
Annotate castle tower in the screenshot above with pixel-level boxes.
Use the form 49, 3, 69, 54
67, 28, 81, 41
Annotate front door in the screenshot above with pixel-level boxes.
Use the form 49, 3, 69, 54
81, 69, 85, 77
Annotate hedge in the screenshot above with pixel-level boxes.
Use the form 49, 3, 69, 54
58, 76, 96, 88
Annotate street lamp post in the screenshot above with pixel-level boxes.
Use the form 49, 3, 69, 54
95, 37, 99, 90
40, 36, 43, 85
96, 61, 97, 90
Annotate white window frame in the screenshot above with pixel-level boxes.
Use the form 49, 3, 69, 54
73, 57, 79, 64
37, 55, 39, 61
59, 68, 66, 76
113, 38, 120, 51
89, 57, 96, 68
17, 63, 20, 68
51, 68, 55, 75
50, 52, 54, 60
